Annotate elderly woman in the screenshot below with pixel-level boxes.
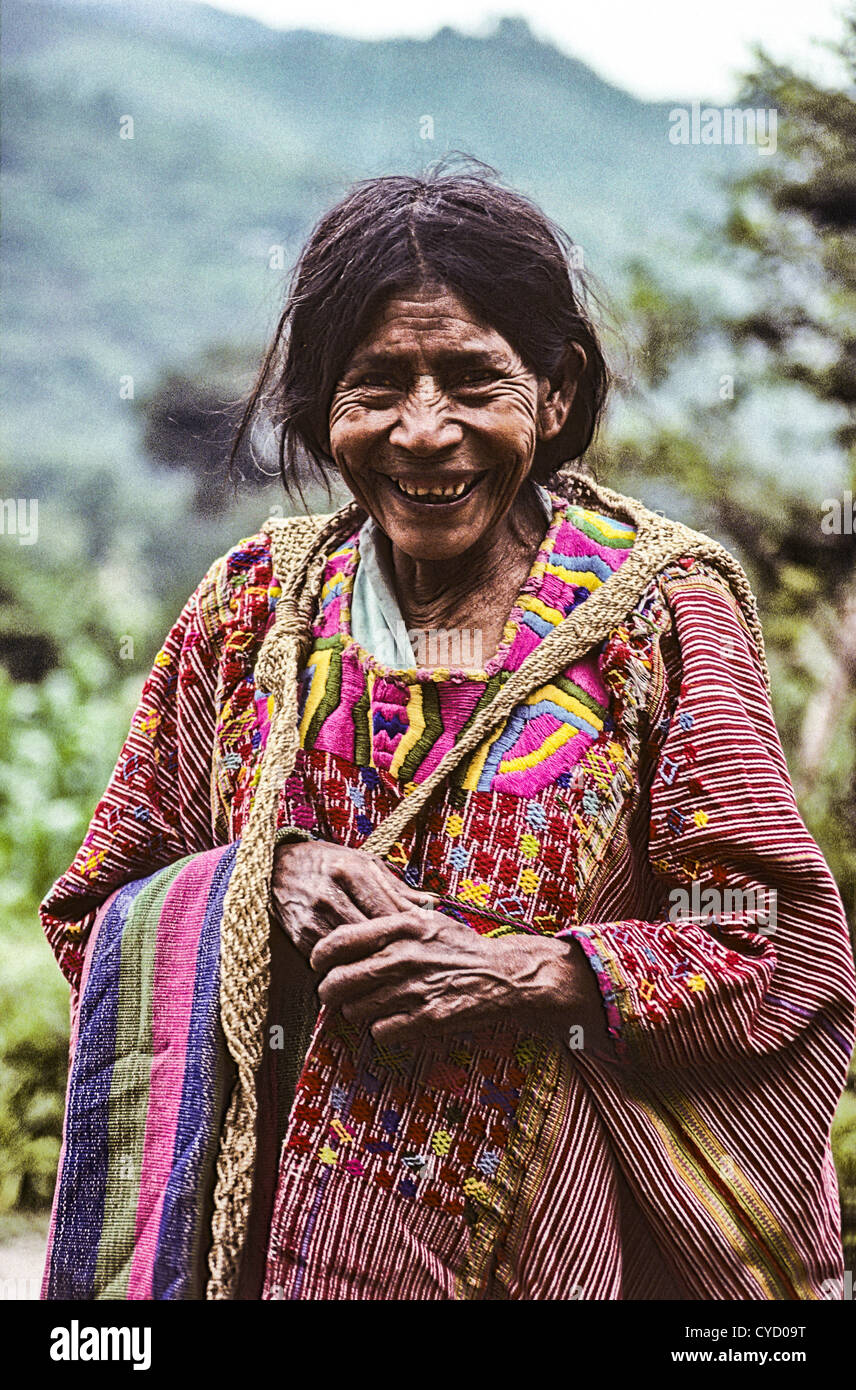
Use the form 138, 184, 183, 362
41, 170, 855, 1302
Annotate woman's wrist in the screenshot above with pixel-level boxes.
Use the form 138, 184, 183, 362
504, 934, 610, 1049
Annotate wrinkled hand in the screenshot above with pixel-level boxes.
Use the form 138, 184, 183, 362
309, 909, 592, 1045
270, 839, 433, 958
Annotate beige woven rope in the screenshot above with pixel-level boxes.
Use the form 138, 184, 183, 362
205, 476, 768, 1298
206, 501, 362, 1300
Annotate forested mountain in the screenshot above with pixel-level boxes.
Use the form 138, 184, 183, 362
3, 0, 740, 483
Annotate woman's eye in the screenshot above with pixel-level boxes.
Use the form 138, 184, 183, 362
359, 375, 397, 389
454, 372, 495, 389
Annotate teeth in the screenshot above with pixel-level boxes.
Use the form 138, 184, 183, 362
395, 479, 470, 498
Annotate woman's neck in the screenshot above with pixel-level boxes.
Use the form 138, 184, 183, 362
387, 484, 548, 642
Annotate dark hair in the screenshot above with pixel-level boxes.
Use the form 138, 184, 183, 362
232, 159, 611, 500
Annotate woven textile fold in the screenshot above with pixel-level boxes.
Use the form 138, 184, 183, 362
43, 845, 237, 1300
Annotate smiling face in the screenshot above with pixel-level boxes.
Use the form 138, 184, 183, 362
328, 285, 580, 563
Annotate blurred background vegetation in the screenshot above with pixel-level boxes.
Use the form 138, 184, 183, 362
1, 0, 854, 1268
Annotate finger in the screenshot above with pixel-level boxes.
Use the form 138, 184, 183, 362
338, 980, 411, 1023
270, 862, 370, 928
338, 855, 435, 918
397, 884, 441, 910
370, 1012, 425, 1045
343, 876, 423, 919
390, 874, 441, 906
310, 912, 429, 975
315, 940, 422, 1008
313, 883, 370, 930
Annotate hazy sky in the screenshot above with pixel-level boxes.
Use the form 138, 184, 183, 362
186, 0, 849, 100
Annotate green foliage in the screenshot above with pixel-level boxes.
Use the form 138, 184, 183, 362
725, 23, 856, 445
0, 648, 144, 1209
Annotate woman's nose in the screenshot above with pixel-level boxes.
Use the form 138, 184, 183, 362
388, 384, 463, 455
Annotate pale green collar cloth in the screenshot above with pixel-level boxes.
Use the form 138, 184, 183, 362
351, 483, 554, 666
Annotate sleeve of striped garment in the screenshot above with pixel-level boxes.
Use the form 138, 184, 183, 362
38, 554, 232, 1012
555, 563, 856, 1081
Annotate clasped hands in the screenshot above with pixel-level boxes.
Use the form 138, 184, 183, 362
270, 839, 596, 1046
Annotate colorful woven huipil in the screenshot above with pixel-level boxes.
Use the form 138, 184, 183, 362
40, 482, 856, 1300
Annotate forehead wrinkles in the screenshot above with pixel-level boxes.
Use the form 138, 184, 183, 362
372, 330, 500, 363
350, 303, 517, 369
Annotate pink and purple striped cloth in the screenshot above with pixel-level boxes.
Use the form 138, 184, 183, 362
42, 844, 238, 1300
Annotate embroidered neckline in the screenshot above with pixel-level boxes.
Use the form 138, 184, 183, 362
314, 490, 633, 687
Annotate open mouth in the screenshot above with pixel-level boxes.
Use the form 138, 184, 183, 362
387, 473, 485, 506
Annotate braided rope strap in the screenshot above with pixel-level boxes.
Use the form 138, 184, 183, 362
206, 502, 362, 1300
205, 478, 767, 1297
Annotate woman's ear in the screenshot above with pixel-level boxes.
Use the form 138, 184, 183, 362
537, 342, 587, 441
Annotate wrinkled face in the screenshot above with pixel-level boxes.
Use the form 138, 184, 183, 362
328, 285, 559, 561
